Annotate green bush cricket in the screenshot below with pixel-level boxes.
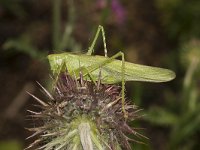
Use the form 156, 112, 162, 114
48, 25, 176, 119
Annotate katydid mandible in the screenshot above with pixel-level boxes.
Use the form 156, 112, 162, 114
48, 25, 176, 118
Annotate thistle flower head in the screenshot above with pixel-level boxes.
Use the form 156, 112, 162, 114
26, 71, 145, 150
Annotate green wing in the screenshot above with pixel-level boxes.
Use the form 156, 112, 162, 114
81, 56, 176, 84
100, 60, 176, 83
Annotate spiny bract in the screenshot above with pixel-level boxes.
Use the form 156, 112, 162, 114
26, 71, 146, 150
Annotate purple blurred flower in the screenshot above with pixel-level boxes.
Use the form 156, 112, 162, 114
96, 0, 107, 9
96, 0, 126, 25
111, 0, 126, 25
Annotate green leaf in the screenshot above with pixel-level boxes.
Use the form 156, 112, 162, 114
144, 106, 178, 126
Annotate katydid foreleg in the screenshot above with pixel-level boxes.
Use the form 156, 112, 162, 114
78, 66, 98, 87
79, 66, 103, 91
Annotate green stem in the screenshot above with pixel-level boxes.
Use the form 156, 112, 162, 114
59, 0, 76, 50
52, 0, 61, 50
183, 58, 199, 111
183, 58, 198, 89
78, 123, 94, 150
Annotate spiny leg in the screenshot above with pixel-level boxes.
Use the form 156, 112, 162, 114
74, 66, 98, 87
97, 67, 102, 90
75, 51, 127, 119
121, 52, 126, 119
68, 61, 98, 89
87, 25, 108, 57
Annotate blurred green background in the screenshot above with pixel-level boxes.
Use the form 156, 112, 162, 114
0, 0, 200, 150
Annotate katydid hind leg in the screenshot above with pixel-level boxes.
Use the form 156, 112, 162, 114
77, 51, 127, 119
93, 51, 127, 119
87, 25, 108, 57
121, 52, 127, 119
96, 51, 127, 119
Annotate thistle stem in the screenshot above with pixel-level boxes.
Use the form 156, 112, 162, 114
78, 122, 94, 150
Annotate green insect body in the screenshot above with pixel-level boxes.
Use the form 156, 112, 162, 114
48, 25, 175, 119
48, 53, 175, 84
